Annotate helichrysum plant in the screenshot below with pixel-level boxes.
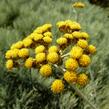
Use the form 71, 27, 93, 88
5, 19, 97, 109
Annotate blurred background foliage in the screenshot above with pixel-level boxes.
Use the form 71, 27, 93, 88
89, 0, 109, 7
0, 0, 109, 109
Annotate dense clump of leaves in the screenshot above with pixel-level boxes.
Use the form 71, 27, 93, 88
0, 0, 109, 109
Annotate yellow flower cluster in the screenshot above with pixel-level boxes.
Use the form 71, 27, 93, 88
72, 2, 85, 8
5, 20, 96, 94
56, 20, 81, 33
5, 23, 53, 70
52, 20, 96, 93
63, 71, 88, 86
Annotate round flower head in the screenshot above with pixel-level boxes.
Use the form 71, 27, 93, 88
35, 53, 46, 63
6, 59, 14, 70
34, 24, 51, 34
87, 45, 96, 54
11, 41, 23, 49
33, 33, 43, 41
70, 21, 81, 31
51, 79, 64, 93
81, 32, 89, 39
10, 44, 17, 50
11, 49, 19, 58
25, 57, 34, 68
56, 21, 65, 28
56, 37, 67, 45
63, 33, 74, 40
65, 20, 74, 32
48, 45, 59, 53
77, 73, 88, 86
23, 38, 33, 47
79, 54, 91, 67
64, 71, 77, 83
43, 36, 52, 43
36, 24, 52, 34
5, 50, 13, 59
44, 32, 52, 37
40, 64, 52, 77
65, 20, 73, 26
35, 45, 45, 54
70, 46, 83, 59
72, 2, 85, 8
72, 31, 82, 39
18, 48, 29, 58
5, 49, 19, 59
65, 58, 78, 71
42, 23, 52, 30
47, 52, 59, 63
34, 27, 43, 34
77, 39, 88, 49
27, 33, 35, 39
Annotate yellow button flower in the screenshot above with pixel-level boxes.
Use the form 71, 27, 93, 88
65, 58, 78, 70
56, 21, 65, 28
70, 21, 81, 30
77, 73, 88, 86
81, 32, 89, 39
40, 64, 52, 77
77, 39, 88, 49
11, 49, 19, 58
64, 71, 77, 83
34, 27, 43, 34
65, 20, 73, 27
5, 50, 13, 59
43, 36, 52, 43
65, 20, 73, 24
27, 33, 34, 39
35, 24, 52, 34
10, 44, 16, 50
35, 53, 46, 63
48, 45, 59, 53
11, 41, 23, 49
35, 45, 45, 54
56, 37, 67, 45
5, 49, 19, 59
70, 46, 83, 59
25, 57, 34, 68
72, 31, 82, 38
51, 79, 64, 93
18, 48, 29, 58
47, 52, 59, 63
63, 33, 74, 39
88, 45, 96, 54
72, 2, 85, 8
79, 54, 91, 67
23, 38, 33, 47
44, 32, 52, 37
33, 33, 43, 41
6, 59, 14, 70
34, 23, 52, 34
42, 24, 52, 30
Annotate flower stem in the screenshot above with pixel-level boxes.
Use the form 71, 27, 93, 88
53, 64, 98, 109
70, 84, 98, 109
54, 64, 66, 72
61, 53, 69, 58
72, 6, 78, 20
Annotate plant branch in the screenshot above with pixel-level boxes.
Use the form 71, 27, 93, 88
70, 84, 98, 109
